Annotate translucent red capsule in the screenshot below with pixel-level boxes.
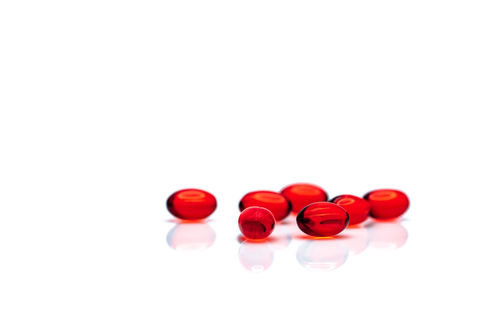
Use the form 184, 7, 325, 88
239, 190, 291, 221
280, 183, 328, 213
363, 189, 409, 219
296, 202, 349, 237
330, 194, 371, 225
238, 207, 275, 240
166, 189, 217, 220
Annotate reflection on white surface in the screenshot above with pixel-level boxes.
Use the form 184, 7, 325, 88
166, 223, 216, 250
269, 223, 292, 250
238, 241, 274, 273
164, 218, 408, 273
341, 226, 369, 255
296, 239, 348, 271
367, 220, 408, 249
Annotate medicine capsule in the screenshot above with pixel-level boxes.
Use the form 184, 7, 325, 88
363, 189, 409, 219
166, 188, 217, 220
330, 194, 371, 225
280, 183, 328, 213
238, 207, 276, 240
296, 202, 349, 237
239, 190, 291, 221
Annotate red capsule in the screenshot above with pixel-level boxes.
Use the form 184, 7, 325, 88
363, 189, 409, 219
238, 207, 275, 240
330, 194, 371, 225
166, 189, 217, 220
296, 202, 349, 237
280, 183, 328, 213
239, 191, 291, 221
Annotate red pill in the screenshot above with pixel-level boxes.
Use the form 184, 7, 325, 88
166, 189, 217, 220
239, 191, 291, 221
296, 202, 349, 237
280, 183, 328, 213
238, 207, 275, 240
363, 189, 409, 219
330, 194, 371, 225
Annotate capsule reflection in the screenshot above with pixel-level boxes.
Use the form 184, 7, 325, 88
166, 222, 216, 251
296, 239, 348, 271
341, 226, 369, 255
238, 241, 274, 273
367, 220, 408, 249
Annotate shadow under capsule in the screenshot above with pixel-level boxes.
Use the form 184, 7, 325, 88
366, 219, 408, 249
166, 222, 216, 251
296, 238, 349, 271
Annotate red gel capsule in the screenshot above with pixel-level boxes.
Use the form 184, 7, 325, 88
166, 189, 217, 220
239, 191, 291, 221
296, 202, 349, 237
363, 189, 409, 219
330, 194, 371, 225
238, 207, 276, 240
280, 183, 328, 213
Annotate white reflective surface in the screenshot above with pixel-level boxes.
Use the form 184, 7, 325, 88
1, 0, 499, 308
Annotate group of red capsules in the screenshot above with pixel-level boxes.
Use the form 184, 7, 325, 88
166, 183, 410, 240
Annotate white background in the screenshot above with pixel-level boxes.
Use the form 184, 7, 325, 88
1, 0, 499, 308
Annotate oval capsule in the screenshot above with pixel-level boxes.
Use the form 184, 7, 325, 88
239, 190, 291, 221
296, 202, 349, 237
280, 183, 328, 213
363, 189, 409, 219
330, 194, 371, 225
238, 206, 276, 240
166, 188, 217, 220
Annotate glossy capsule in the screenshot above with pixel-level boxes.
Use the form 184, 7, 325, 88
363, 189, 409, 219
166, 188, 217, 220
296, 202, 349, 237
281, 183, 328, 213
330, 194, 371, 225
238, 207, 275, 240
239, 190, 291, 221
